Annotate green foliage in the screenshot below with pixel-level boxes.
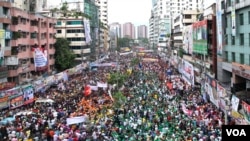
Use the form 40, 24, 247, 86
107, 72, 128, 88
54, 38, 76, 72
138, 37, 149, 44
112, 91, 126, 108
117, 37, 133, 48
60, 2, 68, 17
178, 47, 185, 58
130, 58, 140, 67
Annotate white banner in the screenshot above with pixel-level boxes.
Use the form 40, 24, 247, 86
231, 0, 236, 36
216, 0, 223, 55
231, 95, 240, 111
84, 19, 92, 44
89, 85, 98, 91
97, 82, 108, 88
33, 48, 47, 69
66, 115, 88, 125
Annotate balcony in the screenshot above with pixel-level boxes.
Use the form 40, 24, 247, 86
30, 39, 38, 45
30, 26, 38, 32
0, 14, 11, 24
0, 0, 11, 7
10, 24, 29, 32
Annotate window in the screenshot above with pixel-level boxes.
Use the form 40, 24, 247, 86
240, 34, 244, 45
239, 13, 244, 25
221, 1, 225, 9
57, 21, 62, 25
30, 32, 37, 39
57, 30, 62, 33
232, 52, 235, 62
225, 17, 227, 28
225, 51, 228, 61
240, 53, 244, 64
66, 21, 83, 25
225, 34, 228, 45
67, 37, 85, 41
231, 35, 235, 45
249, 11, 250, 24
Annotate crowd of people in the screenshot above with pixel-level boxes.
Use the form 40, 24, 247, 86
0, 52, 225, 141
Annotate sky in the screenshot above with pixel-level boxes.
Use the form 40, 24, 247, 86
48, 0, 152, 26
108, 0, 151, 26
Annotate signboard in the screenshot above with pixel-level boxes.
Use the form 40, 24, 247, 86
23, 85, 34, 105
0, 96, 8, 109
5, 56, 19, 65
205, 74, 219, 107
0, 29, 5, 59
232, 62, 250, 80
242, 101, 250, 122
231, 0, 236, 36
231, 95, 240, 112
192, 20, 208, 55
0, 82, 15, 91
10, 95, 24, 109
180, 59, 195, 85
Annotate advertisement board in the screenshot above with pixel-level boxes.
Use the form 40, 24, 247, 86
183, 25, 193, 54
0, 96, 8, 109
180, 59, 194, 85
10, 96, 24, 109
192, 20, 208, 55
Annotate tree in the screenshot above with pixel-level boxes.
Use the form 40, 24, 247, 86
107, 72, 128, 88
60, 2, 68, 17
54, 38, 76, 72
117, 37, 132, 48
112, 91, 126, 108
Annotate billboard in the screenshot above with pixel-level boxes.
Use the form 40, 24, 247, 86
180, 59, 195, 85
192, 20, 208, 55
216, 0, 223, 55
231, 0, 236, 36
183, 25, 193, 54
32, 47, 48, 71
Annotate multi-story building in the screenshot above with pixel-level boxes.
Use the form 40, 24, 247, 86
0, 0, 56, 86
55, 16, 91, 63
122, 22, 135, 39
217, 0, 250, 124
95, 0, 109, 53
109, 22, 122, 38
172, 10, 199, 49
137, 25, 148, 38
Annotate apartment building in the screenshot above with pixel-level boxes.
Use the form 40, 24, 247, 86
122, 22, 135, 39
137, 25, 148, 38
0, 0, 56, 87
55, 16, 91, 63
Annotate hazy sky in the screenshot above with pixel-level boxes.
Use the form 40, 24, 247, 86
108, 0, 151, 26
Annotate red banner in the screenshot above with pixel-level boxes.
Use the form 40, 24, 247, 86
83, 85, 92, 96
10, 96, 24, 109
0, 82, 15, 90
242, 101, 250, 122
0, 96, 8, 109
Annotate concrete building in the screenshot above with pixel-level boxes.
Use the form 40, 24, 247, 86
0, 0, 56, 86
12, 0, 47, 12
109, 22, 122, 38
122, 22, 135, 39
137, 25, 148, 38
216, 0, 250, 123
55, 16, 91, 63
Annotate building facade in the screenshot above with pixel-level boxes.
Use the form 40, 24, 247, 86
109, 22, 122, 38
137, 25, 148, 38
122, 22, 135, 39
0, 0, 56, 86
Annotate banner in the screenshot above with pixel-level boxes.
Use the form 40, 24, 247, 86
192, 20, 208, 55
67, 116, 88, 125
231, 95, 240, 112
97, 82, 108, 88
23, 85, 34, 105
217, 83, 227, 98
0, 29, 5, 60
84, 85, 92, 96
89, 85, 98, 91
84, 19, 92, 44
242, 101, 250, 122
33, 79, 45, 92
216, 0, 223, 55
0, 96, 8, 109
205, 75, 218, 107
10, 96, 24, 109
44, 76, 55, 86
32, 47, 48, 71
231, 0, 236, 36
183, 25, 193, 54
180, 59, 195, 85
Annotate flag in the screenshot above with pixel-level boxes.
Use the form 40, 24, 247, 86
83, 85, 92, 96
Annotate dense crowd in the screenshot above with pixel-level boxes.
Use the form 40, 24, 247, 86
0, 52, 225, 141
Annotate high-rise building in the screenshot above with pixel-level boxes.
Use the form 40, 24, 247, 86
137, 25, 148, 38
122, 22, 135, 39
109, 22, 122, 38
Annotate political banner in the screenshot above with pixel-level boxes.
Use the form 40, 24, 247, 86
32, 47, 48, 71
0, 29, 5, 60
231, 95, 240, 112
10, 96, 24, 109
216, 0, 223, 55
242, 101, 250, 122
67, 115, 88, 125
23, 85, 34, 105
84, 19, 92, 44
0, 96, 8, 109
